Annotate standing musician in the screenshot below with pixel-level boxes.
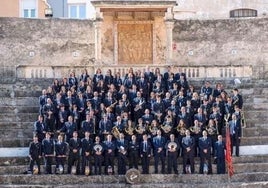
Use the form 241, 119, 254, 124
55, 134, 68, 174
58, 115, 77, 143
232, 88, 243, 110
81, 131, 93, 175
214, 135, 226, 174
132, 91, 145, 124
67, 131, 81, 174
92, 136, 104, 175
229, 113, 241, 157
181, 129, 195, 174
116, 133, 128, 175
42, 98, 56, 134
128, 135, 140, 170
81, 112, 95, 139
152, 130, 166, 174
42, 132, 55, 174
166, 134, 179, 174
98, 114, 113, 141
103, 134, 116, 174
140, 134, 152, 174
135, 118, 147, 143
34, 115, 47, 143
28, 135, 42, 174
152, 94, 164, 124
198, 130, 212, 174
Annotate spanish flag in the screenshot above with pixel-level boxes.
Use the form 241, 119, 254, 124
226, 125, 234, 177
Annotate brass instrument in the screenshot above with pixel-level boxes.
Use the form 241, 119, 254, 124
190, 125, 201, 134
149, 125, 159, 136
232, 96, 239, 105
206, 125, 217, 135
107, 100, 118, 109
135, 125, 145, 135
134, 99, 145, 112
161, 124, 172, 134
93, 144, 103, 152
125, 125, 134, 136
214, 119, 219, 135
241, 108, 246, 128
177, 126, 186, 136
119, 145, 127, 155
111, 126, 120, 139
167, 141, 178, 151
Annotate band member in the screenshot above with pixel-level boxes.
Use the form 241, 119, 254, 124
99, 114, 113, 141
128, 135, 140, 169
55, 134, 68, 174
190, 120, 202, 156
116, 133, 128, 175
152, 94, 164, 124
140, 134, 152, 174
103, 134, 116, 174
57, 104, 69, 130
152, 130, 166, 174
181, 129, 195, 174
58, 115, 77, 143
141, 109, 154, 126
42, 98, 56, 134
214, 135, 226, 174
166, 134, 179, 174
232, 88, 243, 109
81, 131, 93, 175
229, 113, 241, 157
67, 131, 81, 174
28, 135, 42, 174
81, 112, 96, 138
198, 130, 212, 174
132, 91, 145, 124
34, 115, 46, 142
92, 136, 104, 175
42, 132, 55, 174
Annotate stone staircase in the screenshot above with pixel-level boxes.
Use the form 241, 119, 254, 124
0, 79, 268, 187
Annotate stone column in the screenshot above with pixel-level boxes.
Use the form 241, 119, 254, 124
165, 7, 175, 64
94, 8, 103, 65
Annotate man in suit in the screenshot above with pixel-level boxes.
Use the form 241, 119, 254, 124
214, 135, 226, 174
140, 134, 152, 174
116, 133, 128, 175
152, 130, 166, 174
67, 131, 81, 174
42, 132, 55, 174
229, 113, 241, 157
103, 134, 116, 174
28, 135, 42, 174
166, 134, 179, 174
198, 130, 212, 174
55, 134, 68, 174
181, 129, 195, 174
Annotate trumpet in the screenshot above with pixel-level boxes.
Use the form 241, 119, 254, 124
111, 126, 120, 139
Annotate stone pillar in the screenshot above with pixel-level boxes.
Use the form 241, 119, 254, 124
94, 8, 103, 64
165, 7, 174, 64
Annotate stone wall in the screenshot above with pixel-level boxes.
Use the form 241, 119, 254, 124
172, 17, 268, 79
0, 17, 95, 81
0, 17, 268, 81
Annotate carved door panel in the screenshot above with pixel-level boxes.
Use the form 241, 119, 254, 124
118, 24, 152, 64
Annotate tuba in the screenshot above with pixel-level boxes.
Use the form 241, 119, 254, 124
111, 126, 120, 139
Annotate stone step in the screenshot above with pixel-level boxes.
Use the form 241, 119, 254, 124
0, 113, 38, 122
0, 97, 39, 107
1, 182, 268, 188
0, 129, 33, 140
243, 127, 268, 137
240, 136, 268, 145
0, 106, 39, 114
0, 138, 31, 147
0, 122, 34, 129
0, 172, 268, 186
1, 161, 267, 175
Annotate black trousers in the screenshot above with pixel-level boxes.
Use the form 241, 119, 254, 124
29, 157, 41, 174
231, 134, 240, 157
94, 155, 103, 175
141, 152, 150, 174
128, 151, 139, 169
81, 155, 92, 175
68, 152, 80, 174
44, 156, 53, 174
167, 152, 178, 174
154, 151, 165, 173
117, 153, 127, 175
182, 151, 195, 174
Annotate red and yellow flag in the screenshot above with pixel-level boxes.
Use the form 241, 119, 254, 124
226, 126, 234, 177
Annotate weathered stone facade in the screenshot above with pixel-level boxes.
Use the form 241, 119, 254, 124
0, 16, 268, 80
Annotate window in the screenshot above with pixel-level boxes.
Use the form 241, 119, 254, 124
230, 9, 257, 18
20, 0, 37, 18
68, 4, 86, 19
